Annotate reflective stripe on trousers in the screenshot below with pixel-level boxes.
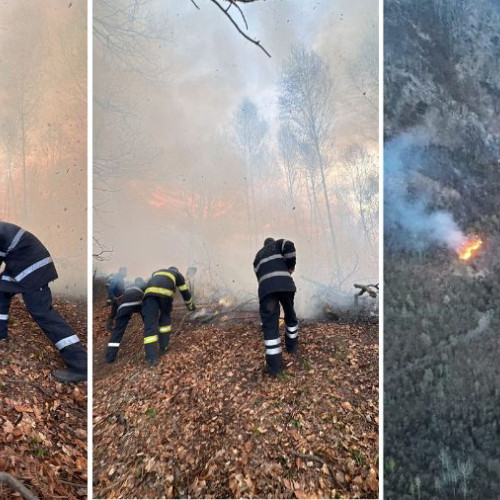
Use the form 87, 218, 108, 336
55, 334, 81, 350
286, 324, 298, 339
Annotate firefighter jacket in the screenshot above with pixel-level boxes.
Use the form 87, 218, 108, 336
116, 284, 145, 316
144, 268, 193, 307
253, 239, 296, 299
0, 221, 58, 293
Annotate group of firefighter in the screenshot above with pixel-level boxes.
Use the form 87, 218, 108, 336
105, 266, 195, 367
106, 237, 299, 375
0, 218, 299, 381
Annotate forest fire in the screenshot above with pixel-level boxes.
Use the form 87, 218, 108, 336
458, 237, 483, 260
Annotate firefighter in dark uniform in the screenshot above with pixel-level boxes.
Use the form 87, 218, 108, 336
142, 267, 195, 366
105, 277, 146, 363
106, 267, 127, 331
253, 237, 298, 376
0, 221, 87, 383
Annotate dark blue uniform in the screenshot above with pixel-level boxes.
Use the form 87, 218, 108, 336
0, 222, 87, 375
106, 282, 145, 363
253, 238, 298, 375
142, 267, 194, 365
106, 269, 126, 331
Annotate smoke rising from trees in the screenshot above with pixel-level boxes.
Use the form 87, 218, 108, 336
93, 0, 378, 316
0, 0, 87, 297
384, 132, 464, 252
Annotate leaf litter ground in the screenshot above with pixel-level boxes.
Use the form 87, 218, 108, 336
93, 305, 378, 499
0, 296, 87, 499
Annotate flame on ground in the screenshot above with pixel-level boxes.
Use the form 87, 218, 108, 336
458, 237, 483, 260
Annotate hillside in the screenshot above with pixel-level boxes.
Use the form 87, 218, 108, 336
384, 0, 500, 497
0, 297, 87, 499
93, 302, 378, 499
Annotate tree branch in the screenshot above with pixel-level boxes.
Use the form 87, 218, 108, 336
208, 0, 271, 57
0, 473, 39, 500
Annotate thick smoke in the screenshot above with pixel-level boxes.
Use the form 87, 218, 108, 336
0, 1, 87, 297
384, 132, 464, 252
94, 0, 379, 317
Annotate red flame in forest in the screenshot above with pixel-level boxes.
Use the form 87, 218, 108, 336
458, 237, 483, 261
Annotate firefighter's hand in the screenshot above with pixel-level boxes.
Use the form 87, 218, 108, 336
187, 302, 196, 312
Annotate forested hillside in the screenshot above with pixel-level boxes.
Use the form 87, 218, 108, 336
384, 0, 500, 498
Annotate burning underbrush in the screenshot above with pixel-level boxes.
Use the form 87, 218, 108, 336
93, 285, 379, 499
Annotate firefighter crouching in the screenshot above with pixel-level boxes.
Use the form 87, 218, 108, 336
106, 266, 127, 331
142, 267, 195, 366
105, 277, 147, 363
0, 221, 87, 383
253, 237, 299, 376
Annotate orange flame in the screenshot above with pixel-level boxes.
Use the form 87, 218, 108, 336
458, 237, 483, 260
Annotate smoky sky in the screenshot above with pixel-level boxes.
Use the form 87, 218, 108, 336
0, 0, 87, 296
94, 0, 378, 315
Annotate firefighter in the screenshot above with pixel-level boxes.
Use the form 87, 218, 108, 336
106, 266, 127, 331
142, 267, 195, 366
253, 237, 298, 376
0, 221, 87, 383
105, 277, 147, 363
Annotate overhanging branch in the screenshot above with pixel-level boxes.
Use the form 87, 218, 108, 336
206, 0, 271, 57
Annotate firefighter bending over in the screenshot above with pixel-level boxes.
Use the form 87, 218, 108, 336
0, 221, 87, 383
142, 267, 195, 366
106, 266, 127, 331
105, 277, 147, 363
253, 237, 298, 376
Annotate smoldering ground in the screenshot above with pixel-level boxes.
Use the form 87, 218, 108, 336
94, 0, 379, 317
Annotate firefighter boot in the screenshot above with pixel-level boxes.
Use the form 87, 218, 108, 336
144, 339, 159, 366
52, 368, 87, 383
105, 347, 118, 363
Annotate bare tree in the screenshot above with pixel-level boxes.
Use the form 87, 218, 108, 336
277, 124, 301, 234
342, 144, 378, 250
233, 98, 268, 244
279, 46, 341, 275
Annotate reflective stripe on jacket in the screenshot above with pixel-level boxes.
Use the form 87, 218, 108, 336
0, 221, 58, 293
144, 268, 193, 305
253, 239, 296, 299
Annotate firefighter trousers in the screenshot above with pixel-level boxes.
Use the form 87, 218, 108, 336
259, 291, 299, 374
142, 295, 172, 363
0, 286, 87, 373
105, 308, 142, 362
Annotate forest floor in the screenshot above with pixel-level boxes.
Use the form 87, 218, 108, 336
93, 302, 379, 499
0, 296, 87, 500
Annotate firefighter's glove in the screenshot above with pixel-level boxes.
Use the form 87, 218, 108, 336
106, 299, 112, 306
187, 302, 196, 312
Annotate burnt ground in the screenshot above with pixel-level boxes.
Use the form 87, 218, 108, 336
0, 296, 87, 499
93, 303, 379, 499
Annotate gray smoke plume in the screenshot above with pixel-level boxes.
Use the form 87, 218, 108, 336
384, 132, 464, 252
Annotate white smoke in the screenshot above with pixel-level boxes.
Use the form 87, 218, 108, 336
384, 132, 465, 252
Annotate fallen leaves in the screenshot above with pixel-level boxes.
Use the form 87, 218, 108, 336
0, 296, 87, 499
93, 304, 378, 499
